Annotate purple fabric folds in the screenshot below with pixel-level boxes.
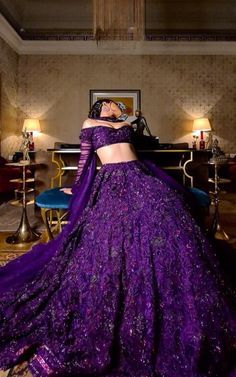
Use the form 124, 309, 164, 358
0, 115, 236, 376
0, 155, 187, 298
0, 158, 236, 376
141, 158, 194, 202
0, 154, 96, 295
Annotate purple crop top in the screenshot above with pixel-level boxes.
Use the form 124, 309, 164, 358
73, 125, 134, 188
80, 125, 134, 150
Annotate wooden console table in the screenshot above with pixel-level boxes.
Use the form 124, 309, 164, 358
47, 148, 212, 190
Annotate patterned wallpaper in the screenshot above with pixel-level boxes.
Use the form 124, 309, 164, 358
1, 41, 236, 157
0, 37, 19, 158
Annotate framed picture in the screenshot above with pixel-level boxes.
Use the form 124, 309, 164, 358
89, 89, 141, 122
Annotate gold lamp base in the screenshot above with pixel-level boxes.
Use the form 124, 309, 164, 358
214, 223, 230, 241
6, 208, 40, 244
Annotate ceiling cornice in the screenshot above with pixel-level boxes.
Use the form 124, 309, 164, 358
1, 14, 236, 56
0, 13, 22, 51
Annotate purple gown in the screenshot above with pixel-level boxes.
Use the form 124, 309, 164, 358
0, 125, 236, 377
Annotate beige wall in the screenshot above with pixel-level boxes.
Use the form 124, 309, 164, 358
0, 37, 18, 157
1, 44, 236, 157
16, 54, 236, 154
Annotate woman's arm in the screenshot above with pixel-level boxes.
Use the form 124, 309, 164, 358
60, 187, 73, 194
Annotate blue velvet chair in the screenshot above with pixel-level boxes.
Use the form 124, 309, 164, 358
35, 187, 71, 240
36, 184, 210, 240
188, 187, 211, 228
189, 187, 211, 208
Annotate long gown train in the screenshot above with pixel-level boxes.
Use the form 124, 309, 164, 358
0, 159, 236, 376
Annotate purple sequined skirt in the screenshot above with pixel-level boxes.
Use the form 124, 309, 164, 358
0, 160, 236, 377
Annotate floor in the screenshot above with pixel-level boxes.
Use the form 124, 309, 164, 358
0, 365, 32, 377
207, 191, 236, 245
0, 231, 48, 266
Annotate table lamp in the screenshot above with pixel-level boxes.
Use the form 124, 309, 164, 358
192, 118, 211, 150
22, 119, 41, 151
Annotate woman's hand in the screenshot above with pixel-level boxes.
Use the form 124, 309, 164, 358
60, 188, 73, 195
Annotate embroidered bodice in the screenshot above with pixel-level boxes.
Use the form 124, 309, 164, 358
73, 125, 134, 189
81, 124, 134, 151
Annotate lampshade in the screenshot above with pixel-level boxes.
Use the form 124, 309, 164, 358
192, 118, 211, 132
22, 119, 41, 134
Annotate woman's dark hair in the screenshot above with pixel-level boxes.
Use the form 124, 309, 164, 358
88, 99, 114, 119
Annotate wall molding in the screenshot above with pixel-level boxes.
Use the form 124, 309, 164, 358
1, 14, 236, 56
0, 14, 22, 52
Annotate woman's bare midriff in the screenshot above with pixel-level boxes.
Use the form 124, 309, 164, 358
96, 143, 138, 165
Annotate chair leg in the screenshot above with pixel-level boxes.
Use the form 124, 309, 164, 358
40, 208, 69, 240
41, 208, 54, 240
56, 209, 61, 233
57, 209, 69, 233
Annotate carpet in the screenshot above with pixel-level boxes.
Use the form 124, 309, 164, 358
0, 364, 32, 377
0, 202, 44, 232
0, 231, 48, 266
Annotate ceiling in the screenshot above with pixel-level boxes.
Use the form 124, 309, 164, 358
0, 0, 93, 39
1, 0, 236, 41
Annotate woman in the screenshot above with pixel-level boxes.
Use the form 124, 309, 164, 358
0, 99, 236, 377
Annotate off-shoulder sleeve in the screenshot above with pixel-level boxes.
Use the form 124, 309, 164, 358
72, 127, 94, 191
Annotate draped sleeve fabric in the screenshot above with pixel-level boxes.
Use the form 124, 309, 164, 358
72, 127, 95, 193
69, 127, 96, 222
0, 128, 97, 295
